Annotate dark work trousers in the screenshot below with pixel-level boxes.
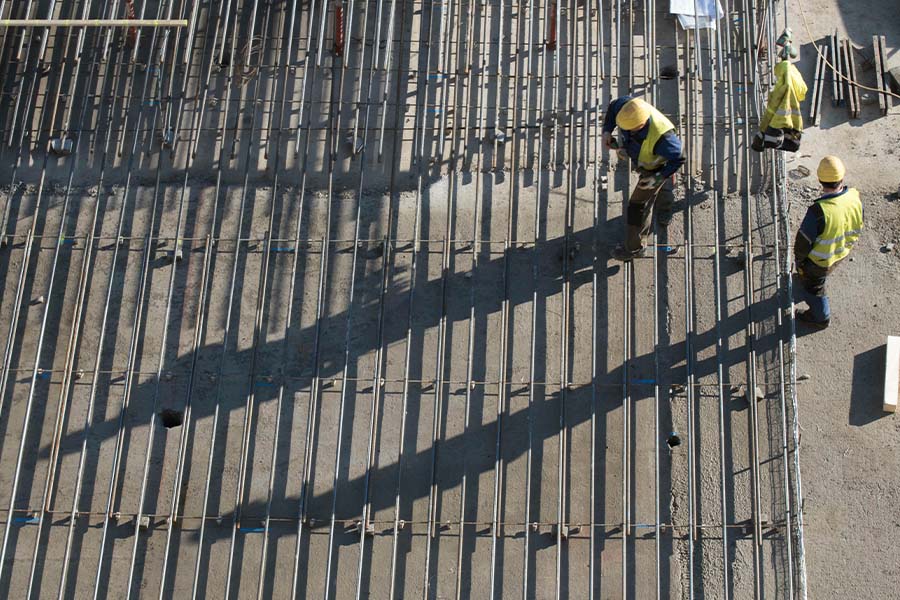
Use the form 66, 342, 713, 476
624, 175, 675, 252
794, 259, 831, 322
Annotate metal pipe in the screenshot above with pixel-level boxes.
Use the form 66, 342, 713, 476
0, 18, 188, 27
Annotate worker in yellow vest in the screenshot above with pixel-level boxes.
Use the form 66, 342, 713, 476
602, 96, 685, 261
793, 156, 864, 329
752, 35, 807, 152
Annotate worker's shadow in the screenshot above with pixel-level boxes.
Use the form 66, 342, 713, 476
849, 344, 890, 426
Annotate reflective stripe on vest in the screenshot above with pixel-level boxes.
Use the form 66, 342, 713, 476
637, 105, 676, 170
809, 187, 863, 268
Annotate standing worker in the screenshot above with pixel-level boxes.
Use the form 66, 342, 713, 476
752, 32, 807, 153
793, 156, 863, 329
602, 96, 685, 261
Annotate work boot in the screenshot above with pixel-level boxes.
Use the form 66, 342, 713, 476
796, 309, 830, 329
610, 244, 646, 262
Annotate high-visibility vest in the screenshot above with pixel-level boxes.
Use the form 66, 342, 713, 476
808, 187, 863, 268
761, 61, 807, 132
637, 105, 676, 171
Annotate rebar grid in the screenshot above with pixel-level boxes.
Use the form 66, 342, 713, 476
0, 0, 806, 598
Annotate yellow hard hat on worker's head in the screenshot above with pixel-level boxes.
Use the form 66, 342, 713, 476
817, 155, 845, 184
616, 98, 651, 131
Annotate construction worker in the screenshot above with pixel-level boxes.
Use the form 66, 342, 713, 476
602, 96, 685, 261
793, 156, 863, 329
752, 32, 807, 153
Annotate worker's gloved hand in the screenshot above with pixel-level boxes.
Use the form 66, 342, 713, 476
616, 148, 628, 161
637, 172, 665, 190
603, 131, 614, 149
751, 131, 766, 152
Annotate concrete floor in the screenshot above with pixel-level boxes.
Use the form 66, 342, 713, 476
5, 0, 897, 597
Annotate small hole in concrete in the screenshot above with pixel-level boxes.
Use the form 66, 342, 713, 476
667, 433, 681, 448
159, 409, 183, 429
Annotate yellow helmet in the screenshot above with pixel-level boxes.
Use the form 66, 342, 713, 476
817, 155, 845, 183
616, 98, 651, 131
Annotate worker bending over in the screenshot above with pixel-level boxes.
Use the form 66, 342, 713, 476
793, 156, 863, 329
752, 40, 807, 153
602, 96, 685, 261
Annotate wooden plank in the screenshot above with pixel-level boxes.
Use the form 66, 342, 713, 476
879, 35, 890, 115
873, 36, 886, 114
815, 44, 827, 125
884, 336, 900, 413
810, 43, 826, 126
844, 39, 860, 118
831, 30, 843, 106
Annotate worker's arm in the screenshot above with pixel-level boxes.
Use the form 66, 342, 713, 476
794, 203, 824, 265
653, 132, 686, 178
602, 95, 633, 133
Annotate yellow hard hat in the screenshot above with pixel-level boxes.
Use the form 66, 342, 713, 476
616, 98, 651, 131
817, 155, 845, 183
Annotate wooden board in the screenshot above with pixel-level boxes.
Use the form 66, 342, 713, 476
884, 336, 900, 413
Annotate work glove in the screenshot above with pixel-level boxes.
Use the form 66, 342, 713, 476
751, 131, 765, 152
603, 131, 614, 149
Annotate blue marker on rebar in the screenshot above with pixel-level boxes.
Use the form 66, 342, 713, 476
13, 516, 40, 524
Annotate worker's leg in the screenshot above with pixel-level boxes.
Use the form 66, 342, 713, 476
624, 185, 657, 252
794, 264, 830, 323
654, 176, 675, 226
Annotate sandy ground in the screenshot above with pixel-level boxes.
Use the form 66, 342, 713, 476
782, 0, 900, 597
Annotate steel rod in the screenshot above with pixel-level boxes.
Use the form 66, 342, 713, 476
24, 9, 114, 595
150, 8, 222, 591
182, 0, 251, 595
220, 5, 279, 597
55, 29, 135, 600
453, 1, 480, 594
0, 18, 188, 27
350, 0, 396, 592
252, 1, 304, 597
308, 0, 360, 592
